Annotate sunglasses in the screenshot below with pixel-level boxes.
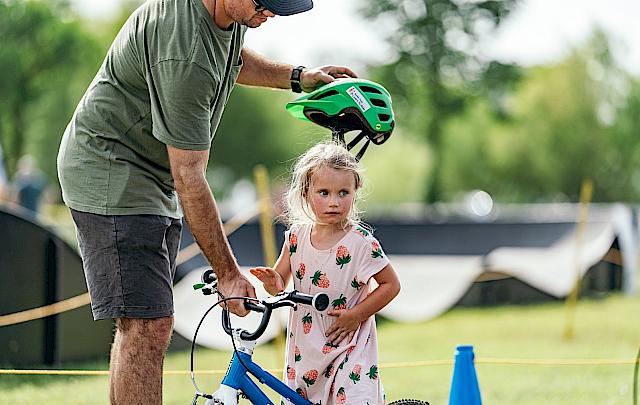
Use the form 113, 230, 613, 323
251, 0, 268, 12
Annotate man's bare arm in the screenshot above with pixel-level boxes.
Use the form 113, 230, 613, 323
236, 48, 292, 89
167, 145, 255, 315
237, 48, 358, 91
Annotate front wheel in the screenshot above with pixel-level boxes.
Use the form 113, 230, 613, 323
388, 400, 430, 405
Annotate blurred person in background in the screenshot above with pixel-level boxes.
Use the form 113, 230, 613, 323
12, 154, 46, 214
0, 144, 8, 202
56, 0, 356, 403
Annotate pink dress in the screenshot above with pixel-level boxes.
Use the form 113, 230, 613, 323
282, 223, 389, 405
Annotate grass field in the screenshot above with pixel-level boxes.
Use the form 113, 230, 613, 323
1, 293, 639, 404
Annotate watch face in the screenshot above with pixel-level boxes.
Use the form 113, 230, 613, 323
291, 66, 304, 81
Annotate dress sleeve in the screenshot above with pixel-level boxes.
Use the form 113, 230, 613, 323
355, 234, 390, 284
149, 60, 216, 150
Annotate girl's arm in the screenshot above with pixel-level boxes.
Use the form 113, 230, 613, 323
325, 264, 401, 344
272, 243, 293, 289
249, 242, 292, 296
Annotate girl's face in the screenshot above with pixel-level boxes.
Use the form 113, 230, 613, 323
307, 166, 357, 227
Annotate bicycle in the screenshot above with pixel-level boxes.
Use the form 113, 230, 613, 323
190, 268, 429, 405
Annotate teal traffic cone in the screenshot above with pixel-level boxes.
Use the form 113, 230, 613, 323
448, 345, 482, 405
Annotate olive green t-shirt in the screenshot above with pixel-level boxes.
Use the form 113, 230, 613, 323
57, 0, 247, 218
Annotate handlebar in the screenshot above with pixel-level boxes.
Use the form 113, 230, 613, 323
193, 267, 329, 341
222, 291, 329, 341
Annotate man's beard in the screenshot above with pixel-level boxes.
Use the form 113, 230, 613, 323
243, 14, 266, 28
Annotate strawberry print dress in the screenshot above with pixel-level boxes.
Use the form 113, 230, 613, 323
282, 223, 389, 405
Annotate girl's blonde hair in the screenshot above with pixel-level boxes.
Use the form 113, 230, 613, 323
285, 142, 364, 227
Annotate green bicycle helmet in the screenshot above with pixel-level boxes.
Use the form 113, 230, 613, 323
286, 78, 395, 161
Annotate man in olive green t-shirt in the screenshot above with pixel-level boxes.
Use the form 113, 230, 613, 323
57, 0, 357, 403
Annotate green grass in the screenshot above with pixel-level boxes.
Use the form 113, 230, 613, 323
1, 293, 639, 404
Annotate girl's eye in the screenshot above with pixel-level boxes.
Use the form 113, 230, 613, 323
319, 190, 328, 196
339, 190, 349, 197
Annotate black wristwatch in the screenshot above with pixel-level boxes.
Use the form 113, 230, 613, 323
290, 65, 305, 93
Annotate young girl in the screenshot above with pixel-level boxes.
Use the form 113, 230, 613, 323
250, 142, 401, 405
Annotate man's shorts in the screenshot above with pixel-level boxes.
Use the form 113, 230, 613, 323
70, 209, 182, 321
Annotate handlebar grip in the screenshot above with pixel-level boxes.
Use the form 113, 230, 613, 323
288, 291, 313, 306
289, 291, 329, 311
312, 293, 329, 311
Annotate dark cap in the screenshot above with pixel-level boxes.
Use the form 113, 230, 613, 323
261, 0, 313, 16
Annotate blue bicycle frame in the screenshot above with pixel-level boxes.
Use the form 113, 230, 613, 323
192, 283, 330, 405
219, 349, 312, 405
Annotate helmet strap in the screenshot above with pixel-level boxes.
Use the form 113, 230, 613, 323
346, 132, 365, 150
332, 129, 370, 162
354, 139, 370, 162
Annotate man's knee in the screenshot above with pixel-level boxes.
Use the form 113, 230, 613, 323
116, 316, 174, 348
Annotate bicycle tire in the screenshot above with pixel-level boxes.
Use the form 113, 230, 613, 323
388, 400, 430, 405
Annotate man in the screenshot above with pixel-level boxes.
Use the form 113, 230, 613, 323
56, 0, 357, 403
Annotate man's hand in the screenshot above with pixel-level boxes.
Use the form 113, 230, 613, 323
216, 272, 257, 317
249, 266, 285, 296
300, 65, 358, 93
325, 308, 361, 345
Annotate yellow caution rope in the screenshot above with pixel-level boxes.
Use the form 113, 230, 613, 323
0, 358, 635, 376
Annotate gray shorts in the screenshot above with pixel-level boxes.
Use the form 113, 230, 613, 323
70, 209, 182, 320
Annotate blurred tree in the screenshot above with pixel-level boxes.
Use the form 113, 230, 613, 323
363, 0, 520, 202
608, 79, 640, 201
0, 0, 102, 183
440, 30, 640, 202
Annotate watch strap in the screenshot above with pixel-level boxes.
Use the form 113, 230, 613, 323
290, 65, 305, 93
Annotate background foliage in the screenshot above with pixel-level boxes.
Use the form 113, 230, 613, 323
0, 0, 102, 182
1, 0, 640, 204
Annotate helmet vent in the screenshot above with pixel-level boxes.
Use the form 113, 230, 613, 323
378, 114, 391, 122
371, 98, 387, 108
311, 89, 339, 100
359, 85, 383, 94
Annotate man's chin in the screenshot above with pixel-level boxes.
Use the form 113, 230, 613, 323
244, 17, 267, 28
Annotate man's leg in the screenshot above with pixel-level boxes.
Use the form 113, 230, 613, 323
71, 211, 182, 404
109, 326, 121, 405
109, 316, 174, 405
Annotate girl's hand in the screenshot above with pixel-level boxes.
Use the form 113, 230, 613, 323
325, 309, 360, 345
249, 266, 284, 295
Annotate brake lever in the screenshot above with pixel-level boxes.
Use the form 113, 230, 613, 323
193, 284, 218, 296
274, 299, 298, 311
193, 268, 219, 295
252, 296, 298, 311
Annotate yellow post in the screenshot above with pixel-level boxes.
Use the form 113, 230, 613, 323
253, 165, 286, 365
563, 178, 594, 340
254, 165, 278, 267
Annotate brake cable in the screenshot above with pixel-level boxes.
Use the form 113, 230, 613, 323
189, 293, 260, 404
